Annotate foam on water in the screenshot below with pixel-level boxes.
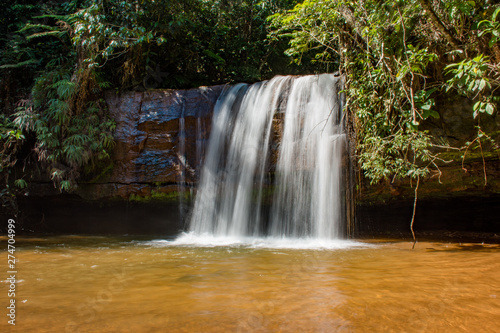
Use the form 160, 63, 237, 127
150, 232, 370, 250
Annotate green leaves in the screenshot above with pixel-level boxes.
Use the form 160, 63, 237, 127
445, 54, 497, 118
14, 179, 27, 189
0, 59, 40, 69
54, 80, 77, 100
473, 101, 496, 118
414, 88, 439, 119
9, 62, 116, 192
478, 6, 500, 47
358, 130, 433, 183
270, 0, 500, 184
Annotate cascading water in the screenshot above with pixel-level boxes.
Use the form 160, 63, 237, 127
186, 74, 346, 242
177, 93, 189, 219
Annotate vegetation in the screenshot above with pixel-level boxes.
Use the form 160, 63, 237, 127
270, 0, 500, 183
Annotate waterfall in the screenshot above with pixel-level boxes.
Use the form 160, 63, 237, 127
177, 93, 188, 219
188, 74, 345, 240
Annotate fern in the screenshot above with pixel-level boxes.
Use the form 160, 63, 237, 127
26, 31, 66, 40
0, 59, 40, 69
32, 14, 70, 21
3, 2, 116, 193
55, 80, 77, 100
64, 134, 90, 146
60, 180, 73, 191
18, 23, 60, 33
14, 179, 28, 189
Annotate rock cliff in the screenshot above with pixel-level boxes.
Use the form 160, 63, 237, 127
77, 85, 226, 201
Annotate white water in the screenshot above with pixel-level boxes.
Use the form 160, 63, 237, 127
187, 74, 345, 243
153, 233, 367, 250
177, 93, 188, 218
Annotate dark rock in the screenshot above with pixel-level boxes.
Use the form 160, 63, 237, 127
95, 85, 225, 198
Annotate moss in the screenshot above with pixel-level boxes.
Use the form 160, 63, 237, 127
437, 150, 500, 164
358, 156, 500, 205
87, 162, 115, 183
128, 189, 192, 203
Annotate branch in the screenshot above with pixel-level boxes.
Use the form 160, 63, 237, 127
410, 175, 420, 249
418, 0, 461, 50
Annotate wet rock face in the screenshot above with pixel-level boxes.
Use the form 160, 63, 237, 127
104, 86, 225, 187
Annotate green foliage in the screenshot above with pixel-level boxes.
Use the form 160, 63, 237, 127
3, 0, 495, 198
444, 7, 500, 121
0, 112, 26, 211
1, 1, 116, 193
0, 113, 25, 175
13, 66, 116, 189
66, 0, 300, 89
14, 178, 27, 189
414, 88, 439, 120
478, 7, 500, 47
445, 54, 499, 118
271, 0, 500, 183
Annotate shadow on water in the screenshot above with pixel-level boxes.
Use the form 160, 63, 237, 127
424, 243, 500, 253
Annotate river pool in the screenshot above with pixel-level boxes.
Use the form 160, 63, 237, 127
1, 235, 499, 332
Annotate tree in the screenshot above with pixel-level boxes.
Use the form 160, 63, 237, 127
270, 0, 500, 184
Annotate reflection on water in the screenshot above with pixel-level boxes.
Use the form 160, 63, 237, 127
1, 235, 499, 332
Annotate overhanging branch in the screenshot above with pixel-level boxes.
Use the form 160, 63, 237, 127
418, 0, 461, 50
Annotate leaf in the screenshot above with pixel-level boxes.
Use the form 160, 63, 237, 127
485, 103, 495, 115
14, 179, 27, 189
425, 88, 438, 98
18, 23, 59, 33
493, 7, 500, 22
0, 59, 40, 69
60, 180, 73, 191
56, 80, 76, 100
26, 30, 65, 40
473, 101, 482, 111
203, 50, 226, 65
479, 79, 486, 91
468, 80, 476, 91
473, 54, 484, 62
429, 110, 440, 119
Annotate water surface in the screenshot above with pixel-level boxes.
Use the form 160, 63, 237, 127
1, 235, 499, 332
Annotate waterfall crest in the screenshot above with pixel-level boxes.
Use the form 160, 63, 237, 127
188, 74, 345, 240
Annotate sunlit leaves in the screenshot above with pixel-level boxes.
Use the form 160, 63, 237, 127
445, 54, 496, 118
271, 0, 445, 181
478, 7, 500, 47
271, 0, 499, 183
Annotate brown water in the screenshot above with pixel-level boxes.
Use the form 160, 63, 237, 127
1, 235, 499, 333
